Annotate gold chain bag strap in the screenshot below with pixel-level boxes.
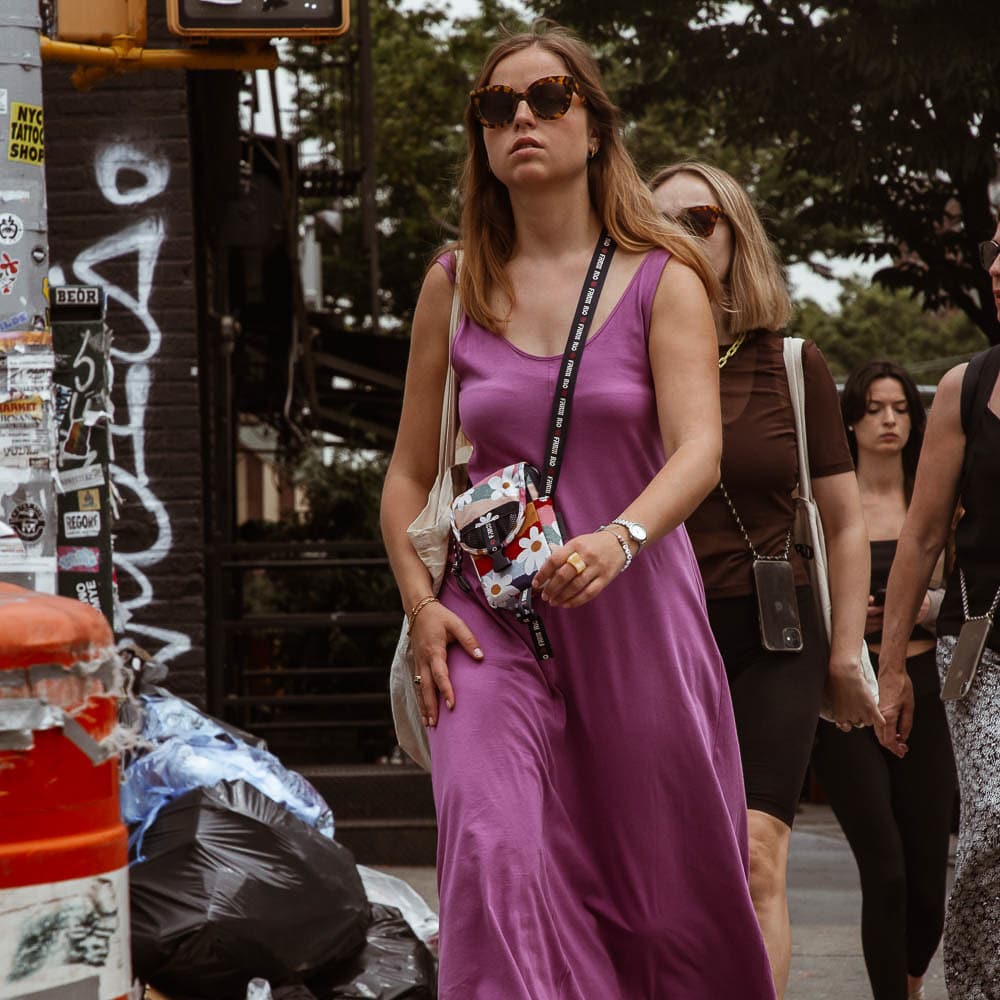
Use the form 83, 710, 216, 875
388, 253, 469, 770
783, 336, 878, 721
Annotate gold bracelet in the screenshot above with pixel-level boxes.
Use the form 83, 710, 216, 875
407, 596, 439, 634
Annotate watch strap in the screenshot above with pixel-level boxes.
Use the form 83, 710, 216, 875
610, 518, 645, 549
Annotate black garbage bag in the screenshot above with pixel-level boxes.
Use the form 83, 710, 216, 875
130, 779, 369, 1000
308, 904, 437, 999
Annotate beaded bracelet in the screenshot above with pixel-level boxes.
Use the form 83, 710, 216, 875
407, 596, 439, 634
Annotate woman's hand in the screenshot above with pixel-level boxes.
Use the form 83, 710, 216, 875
824, 657, 884, 733
865, 595, 884, 636
409, 601, 483, 727
531, 530, 630, 608
876, 663, 914, 758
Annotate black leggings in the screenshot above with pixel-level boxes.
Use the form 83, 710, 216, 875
812, 649, 956, 1000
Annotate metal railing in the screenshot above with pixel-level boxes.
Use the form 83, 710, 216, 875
208, 539, 401, 764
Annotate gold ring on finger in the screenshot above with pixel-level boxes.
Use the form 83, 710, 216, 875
566, 551, 587, 575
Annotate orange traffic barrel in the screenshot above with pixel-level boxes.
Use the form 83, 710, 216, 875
0, 584, 131, 999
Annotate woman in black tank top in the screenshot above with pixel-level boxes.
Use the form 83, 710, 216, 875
876, 221, 1000, 996
812, 361, 955, 1000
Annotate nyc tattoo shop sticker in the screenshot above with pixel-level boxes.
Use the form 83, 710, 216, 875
7, 102, 44, 166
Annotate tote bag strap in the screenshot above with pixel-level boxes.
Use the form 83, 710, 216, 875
436, 251, 463, 477
783, 337, 812, 500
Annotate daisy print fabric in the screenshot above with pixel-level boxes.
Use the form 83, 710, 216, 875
451, 462, 563, 610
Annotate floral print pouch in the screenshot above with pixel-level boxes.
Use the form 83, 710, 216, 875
450, 462, 564, 610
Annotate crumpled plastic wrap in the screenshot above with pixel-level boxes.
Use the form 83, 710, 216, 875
136, 688, 267, 748
120, 692, 333, 859
356, 868, 438, 955
308, 904, 437, 999
130, 780, 368, 1000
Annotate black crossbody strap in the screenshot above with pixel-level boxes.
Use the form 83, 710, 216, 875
541, 230, 617, 498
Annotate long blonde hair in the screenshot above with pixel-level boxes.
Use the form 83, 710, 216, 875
454, 23, 719, 332
649, 161, 792, 335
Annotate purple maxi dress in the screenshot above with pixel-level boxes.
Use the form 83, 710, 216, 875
430, 250, 776, 999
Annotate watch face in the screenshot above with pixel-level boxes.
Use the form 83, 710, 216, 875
629, 523, 647, 544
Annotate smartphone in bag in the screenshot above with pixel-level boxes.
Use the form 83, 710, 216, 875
940, 617, 993, 701
753, 558, 804, 653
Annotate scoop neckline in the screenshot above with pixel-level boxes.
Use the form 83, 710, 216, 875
494, 250, 660, 362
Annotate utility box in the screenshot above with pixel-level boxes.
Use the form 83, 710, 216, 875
167, 0, 349, 38
54, 0, 146, 45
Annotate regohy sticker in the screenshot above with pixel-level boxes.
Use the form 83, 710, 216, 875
63, 510, 100, 539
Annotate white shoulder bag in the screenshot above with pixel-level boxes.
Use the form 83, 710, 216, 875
783, 337, 877, 722
388, 255, 469, 769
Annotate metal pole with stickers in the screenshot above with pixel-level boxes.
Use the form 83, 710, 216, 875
0, 0, 56, 595
0, 5, 116, 627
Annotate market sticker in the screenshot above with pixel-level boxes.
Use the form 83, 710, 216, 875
7, 102, 44, 166
55, 464, 104, 493
0, 213, 23, 245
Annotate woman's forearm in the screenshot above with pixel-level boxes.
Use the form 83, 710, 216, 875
825, 516, 870, 672
380, 468, 439, 612
879, 530, 944, 674
619, 437, 720, 544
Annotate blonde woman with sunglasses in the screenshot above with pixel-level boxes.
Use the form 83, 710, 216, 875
652, 161, 880, 998
381, 25, 775, 1000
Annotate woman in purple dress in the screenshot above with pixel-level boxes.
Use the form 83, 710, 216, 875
380, 24, 775, 999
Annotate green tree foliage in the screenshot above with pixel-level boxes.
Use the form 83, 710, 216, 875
795, 280, 988, 382
532, 0, 1000, 342
293, 0, 526, 330
240, 449, 399, 670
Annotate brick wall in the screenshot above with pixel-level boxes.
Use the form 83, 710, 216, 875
42, 11, 206, 699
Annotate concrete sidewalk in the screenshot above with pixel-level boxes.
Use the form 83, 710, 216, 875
375, 801, 953, 1000
787, 802, 949, 999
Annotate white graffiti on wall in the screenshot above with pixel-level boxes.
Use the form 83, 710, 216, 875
52, 142, 191, 663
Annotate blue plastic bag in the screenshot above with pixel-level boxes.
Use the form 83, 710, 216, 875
122, 693, 334, 860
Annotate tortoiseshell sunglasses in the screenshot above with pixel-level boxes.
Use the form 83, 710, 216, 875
665, 204, 726, 238
470, 75, 583, 129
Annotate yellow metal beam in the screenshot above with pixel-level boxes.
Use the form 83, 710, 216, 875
40, 34, 278, 90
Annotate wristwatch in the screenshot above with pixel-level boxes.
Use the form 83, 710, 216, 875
598, 519, 648, 573
609, 518, 647, 552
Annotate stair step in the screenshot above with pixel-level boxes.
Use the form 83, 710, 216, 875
300, 764, 436, 821
334, 818, 438, 866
